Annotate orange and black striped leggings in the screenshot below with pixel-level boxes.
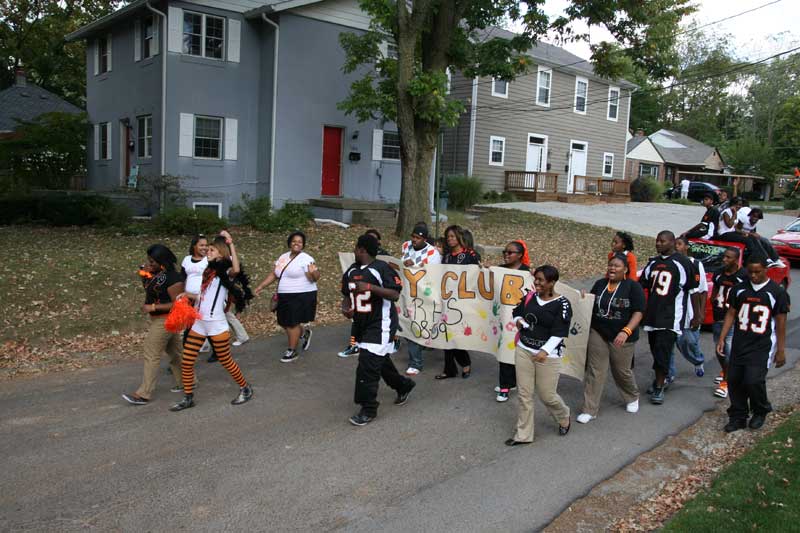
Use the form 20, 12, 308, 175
182, 330, 247, 394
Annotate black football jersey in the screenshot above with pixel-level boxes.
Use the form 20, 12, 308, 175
341, 260, 402, 346
711, 268, 747, 322
639, 253, 699, 332
512, 294, 572, 356
729, 280, 789, 366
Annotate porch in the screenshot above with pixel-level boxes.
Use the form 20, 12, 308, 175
504, 171, 631, 203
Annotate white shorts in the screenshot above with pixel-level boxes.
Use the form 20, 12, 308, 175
190, 319, 229, 338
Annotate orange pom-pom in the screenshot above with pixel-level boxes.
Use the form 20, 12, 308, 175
164, 298, 201, 333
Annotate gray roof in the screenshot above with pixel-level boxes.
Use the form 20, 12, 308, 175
649, 129, 716, 167
475, 27, 637, 89
626, 135, 648, 153
0, 82, 83, 132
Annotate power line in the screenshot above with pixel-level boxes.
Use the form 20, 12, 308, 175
445, 0, 786, 94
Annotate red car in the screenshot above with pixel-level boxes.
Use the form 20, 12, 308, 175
688, 238, 792, 325
769, 218, 800, 263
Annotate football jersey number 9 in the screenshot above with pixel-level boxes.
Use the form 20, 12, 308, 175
652, 271, 673, 296
348, 282, 373, 313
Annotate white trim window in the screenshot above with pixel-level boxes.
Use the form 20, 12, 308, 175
536, 66, 552, 107
142, 16, 155, 59
489, 136, 505, 166
574, 76, 588, 114
602, 152, 614, 177
183, 11, 225, 59
137, 115, 153, 159
381, 130, 401, 161
97, 34, 111, 74
194, 116, 223, 159
639, 163, 659, 178
193, 202, 222, 217
491, 78, 509, 98
607, 86, 620, 121
95, 122, 112, 160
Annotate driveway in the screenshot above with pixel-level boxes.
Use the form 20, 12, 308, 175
2, 321, 799, 532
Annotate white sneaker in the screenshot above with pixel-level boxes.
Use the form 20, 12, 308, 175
626, 399, 640, 413
232, 341, 242, 347
199, 341, 211, 353
576, 413, 595, 424
405, 367, 420, 376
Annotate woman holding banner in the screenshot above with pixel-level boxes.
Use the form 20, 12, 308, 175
435, 225, 480, 379
506, 265, 572, 445
576, 254, 643, 423
495, 240, 531, 402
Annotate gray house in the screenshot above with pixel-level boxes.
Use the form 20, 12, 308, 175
442, 27, 635, 201
67, 0, 421, 218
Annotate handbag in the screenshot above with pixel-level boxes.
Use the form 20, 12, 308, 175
270, 254, 297, 312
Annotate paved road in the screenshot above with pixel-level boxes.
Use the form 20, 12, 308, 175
2, 319, 798, 532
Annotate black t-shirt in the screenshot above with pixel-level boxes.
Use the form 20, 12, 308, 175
589, 278, 645, 343
711, 268, 748, 322
639, 253, 699, 332
143, 270, 182, 316
512, 294, 572, 356
728, 280, 789, 366
341, 260, 402, 345
443, 249, 480, 265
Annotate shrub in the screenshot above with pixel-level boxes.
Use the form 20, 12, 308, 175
784, 196, 800, 210
152, 207, 227, 235
630, 177, 664, 202
480, 190, 517, 204
446, 175, 483, 209
0, 193, 131, 226
229, 195, 312, 232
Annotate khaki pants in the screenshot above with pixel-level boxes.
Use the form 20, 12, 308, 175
513, 345, 570, 443
225, 311, 249, 343
135, 316, 182, 400
582, 329, 639, 416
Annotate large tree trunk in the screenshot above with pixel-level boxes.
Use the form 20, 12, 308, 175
396, 121, 437, 236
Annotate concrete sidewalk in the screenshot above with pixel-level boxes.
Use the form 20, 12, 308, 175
2, 320, 798, 532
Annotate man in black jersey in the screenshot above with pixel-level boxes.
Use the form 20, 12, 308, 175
342, 234, 416, 426
717, 255, 788, 433
639, 230, 700, 405
709, 247, 747, 398
681, 193, 719, 239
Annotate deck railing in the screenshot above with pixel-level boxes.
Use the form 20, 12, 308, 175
505, 171, 560, 194
573, 176, 630, 196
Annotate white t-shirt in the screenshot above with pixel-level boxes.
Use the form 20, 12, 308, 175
401, 240, 442, 267
736, 207, 756, 232
197, 275, 228, 322
680, 179, 690, 192
718, 208, 737, 235
182, 255, 208, 295
274, 251, 318, 294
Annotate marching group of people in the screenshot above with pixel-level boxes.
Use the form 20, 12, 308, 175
123, 199, 789, 442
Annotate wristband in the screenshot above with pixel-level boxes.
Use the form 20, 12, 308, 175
621, 327, 632, 336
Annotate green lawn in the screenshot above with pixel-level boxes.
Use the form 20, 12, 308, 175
663, 411, 800, 531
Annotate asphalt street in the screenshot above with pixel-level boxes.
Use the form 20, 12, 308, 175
2, 316, 798, 532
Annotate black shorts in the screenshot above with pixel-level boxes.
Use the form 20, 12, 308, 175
276, 291, 317, 327
648, 330, 677, 374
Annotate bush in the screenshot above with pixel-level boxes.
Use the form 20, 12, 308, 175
0, 194, 131, 226
481, 190, 516, 203
229, 195, 312, 232
630, 177, 664, 202
152, 207, 227, 235
784, 196, 800, 210
446, 175, 483, 209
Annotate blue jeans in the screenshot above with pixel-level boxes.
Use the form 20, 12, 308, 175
669, 327, 705, 378
712, 321, 733, 361
407, 340, 424, 370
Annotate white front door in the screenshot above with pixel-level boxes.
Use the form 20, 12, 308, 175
568, 140, 587, 194
525, 134, 547, 189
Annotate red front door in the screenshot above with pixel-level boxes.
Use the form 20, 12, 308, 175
321, 126, 343, 196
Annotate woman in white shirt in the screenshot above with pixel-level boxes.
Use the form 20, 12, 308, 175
171, 231, 253, 411
255, 231, 321, 362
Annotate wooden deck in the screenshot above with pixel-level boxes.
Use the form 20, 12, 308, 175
505, 171, 630, 203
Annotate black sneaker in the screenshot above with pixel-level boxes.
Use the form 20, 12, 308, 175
122, 393, 149, 405
394, 381, 416, 405
280, 349, 299, 363
301, 327, 313, 351
232, 386, 253, 405
749, 414, 766, 429
650, 387, 665, 405
169, 394, 195, 412
349, 413, 375, 426
338, 345, 359, 358
724, 419, 747, 433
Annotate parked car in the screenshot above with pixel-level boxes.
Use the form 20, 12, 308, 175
769, 218, 800, 263
665, 181, 721, 203
687, 238, 791, 325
